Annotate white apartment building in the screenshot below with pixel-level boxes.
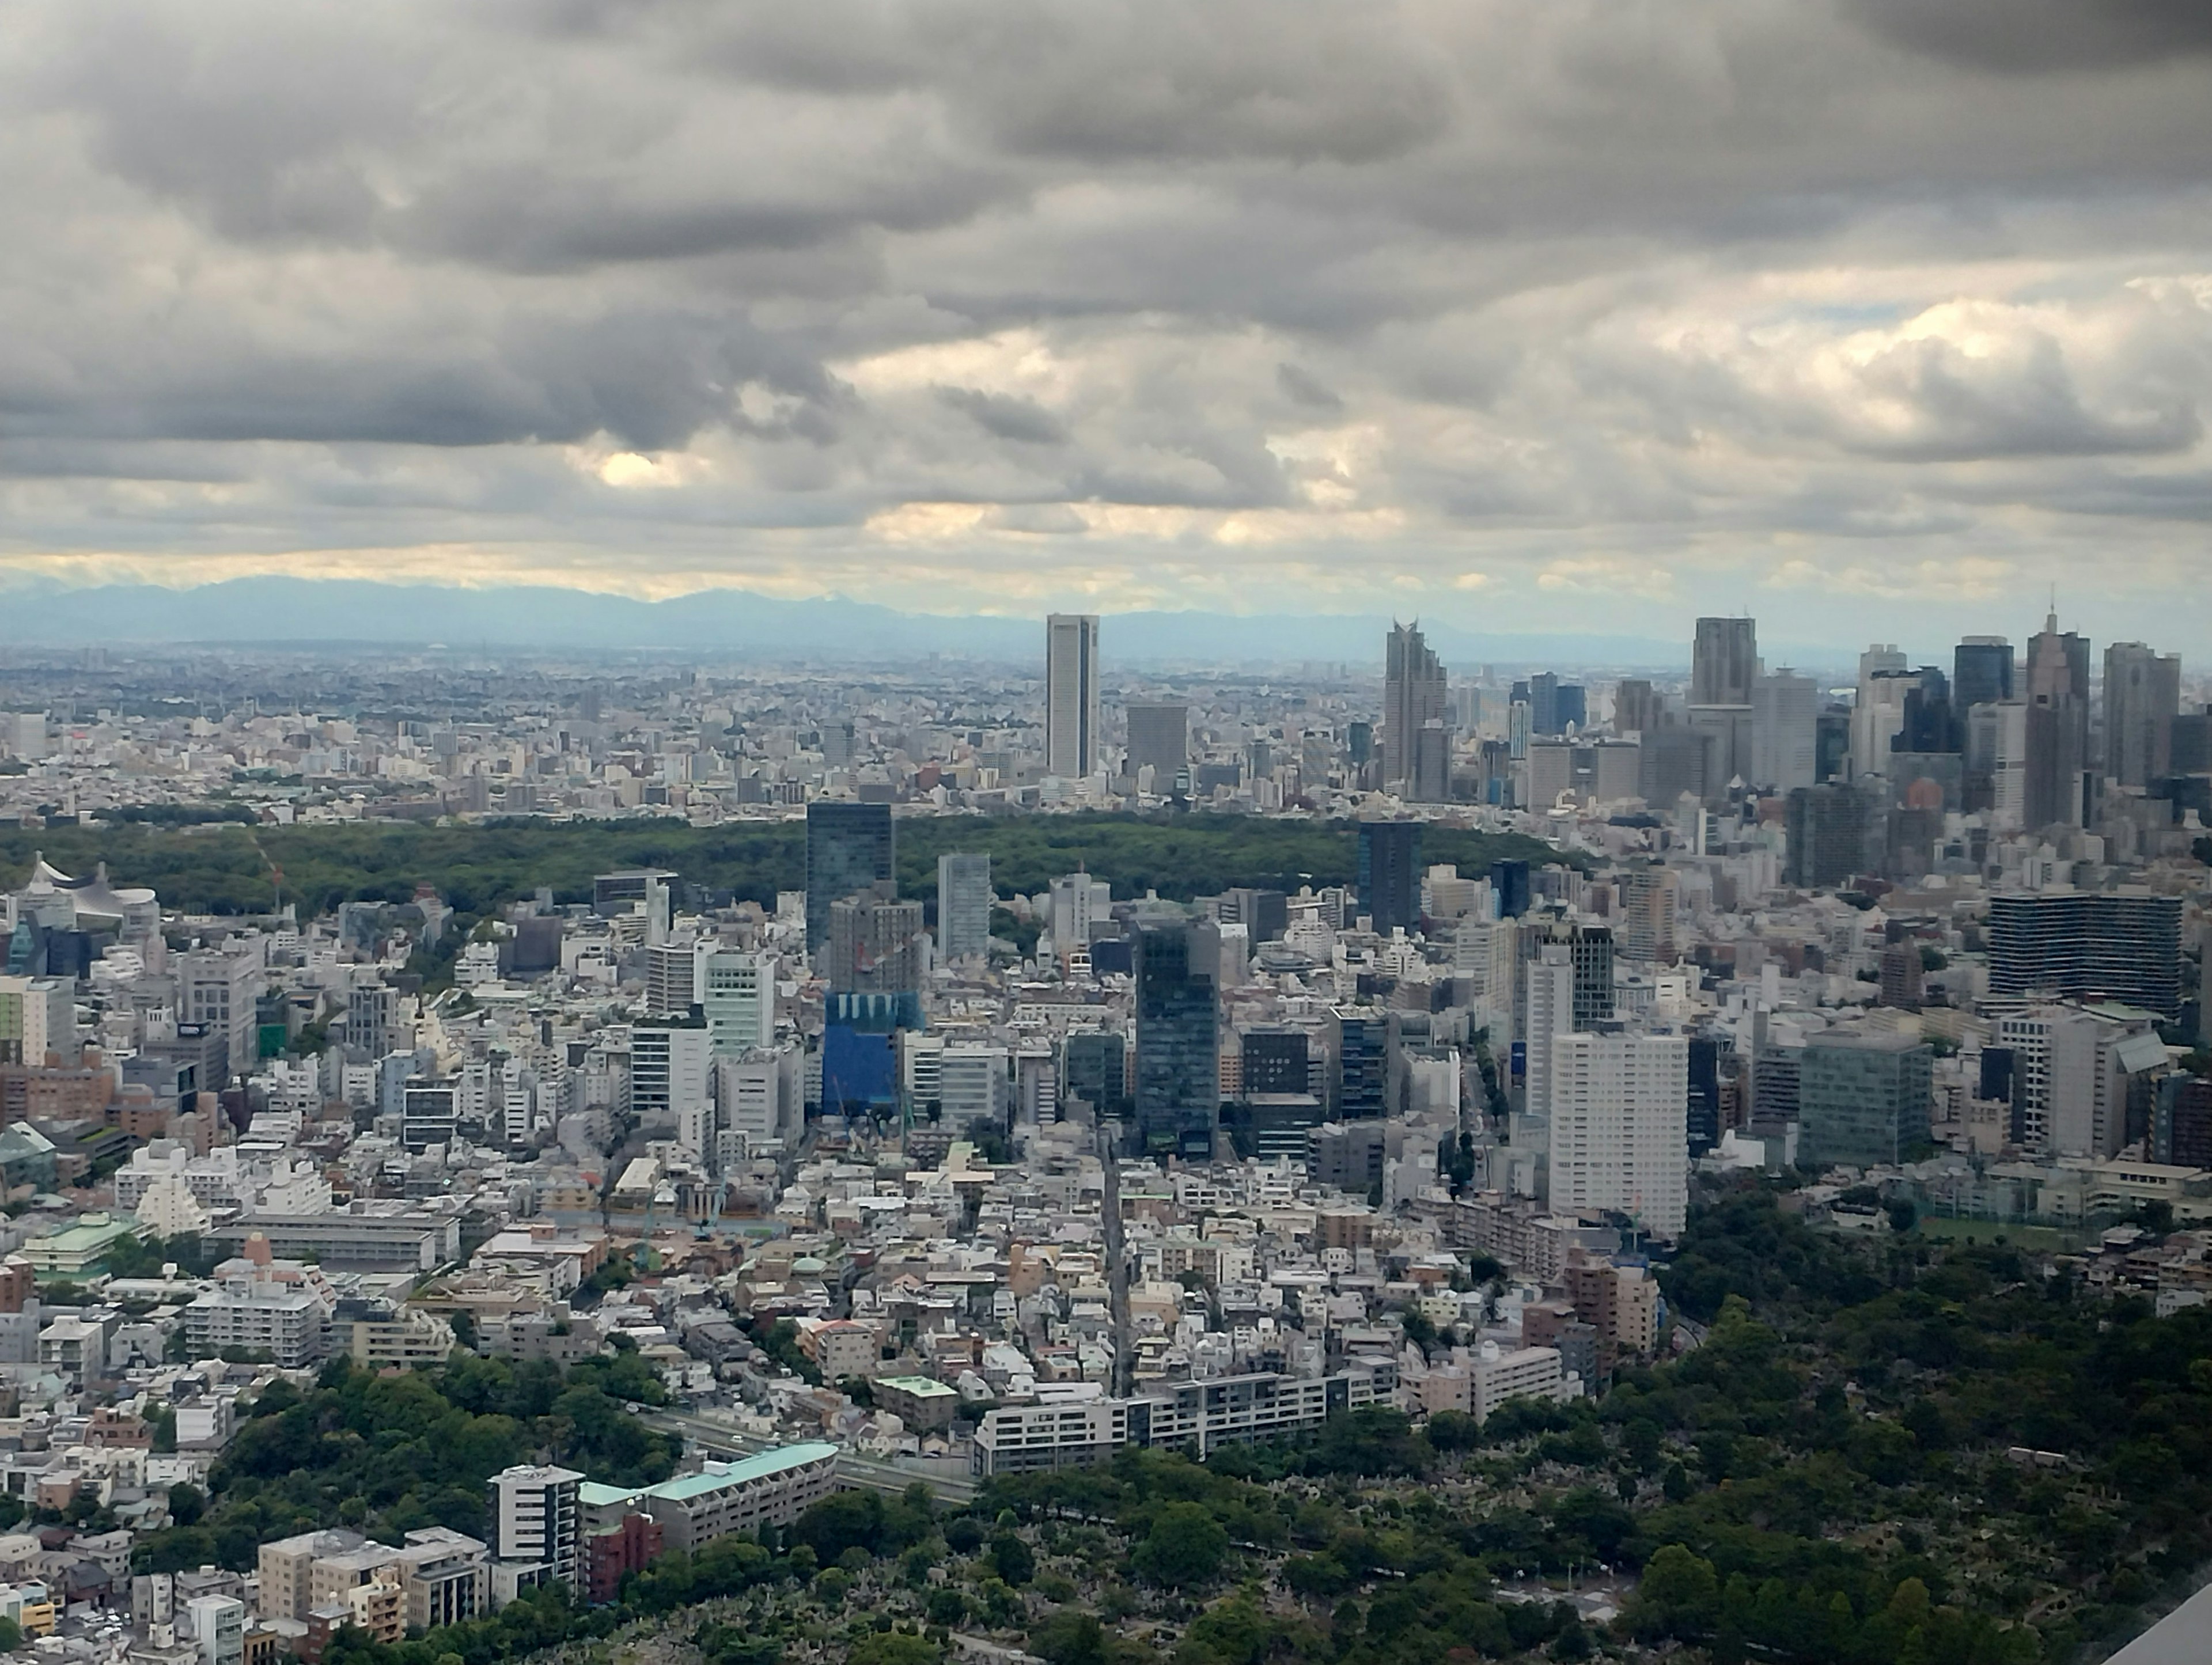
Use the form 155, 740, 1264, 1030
1547, 1033, 1690, 1239
940, 1044, 1009, 1132
486, 1465, 582, 1591
184, 1280, 329, 1367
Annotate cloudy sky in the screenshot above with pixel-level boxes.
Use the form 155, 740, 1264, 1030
6, 0, 2212, 651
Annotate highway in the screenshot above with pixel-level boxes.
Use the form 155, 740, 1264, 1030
645, 1408, 980, 1505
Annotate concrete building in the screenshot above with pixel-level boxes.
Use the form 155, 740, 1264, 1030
486, 1465, 583, 1592
1546, 1033, 1688, 1239
579, 1444, 838, 1553
1045, 614, 1101, 780
1798, 1029, 1934, 1170
935, 853, 994, 963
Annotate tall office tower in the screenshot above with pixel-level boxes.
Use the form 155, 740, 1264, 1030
700, 947, 776, 1055
1124, 702, 1189, 787
1851, 666, 1922, 779
1546, 1033, 1689, 1239
1490, 859, 1532, 919
1987, 891, 2184, 1019
1520, 915, 1615, 1029
1797, 1030, 1933, 1170
1044, 613, 1100, 779
1132, 921, 1218, 1159
1686, 1038, 1722, 1159
1895, 666, 1960, 754
486, 1465, 582, 1587
1751, 669, 1818, 792
1692, 617, 1759, 707
1612, 679, 1663, 735
2026, 611, 2091, 825
1687, 617, 1757, 793
1616, 867, 1678, 964
1783, 782, 1883, 888
1384, 621, 1451, 802
2103, 642, 2181, 788
1527, 672, 1566, 737
1953, 636, 2014, 712
1357, 820, 1421, 935
1522, 945, 1577, 1121
1967, 700, 2029, 829
630, 1020, 713, 1130
935, 852, 993, 962
826, 886, 926, 995
804, 801, 893, 951
1332, 1006, 1389, 1118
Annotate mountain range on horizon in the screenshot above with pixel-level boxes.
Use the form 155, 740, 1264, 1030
0, 575, 1869, 674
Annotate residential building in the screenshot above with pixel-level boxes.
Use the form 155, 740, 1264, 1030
1546, 1033, 1689, 1239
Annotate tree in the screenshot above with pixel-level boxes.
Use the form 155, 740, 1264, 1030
1627, 1544, 1720, 1641
848, 1634, 941, 1665
989, 1532, 1035, 1587
1130, 1503, 1228, 1588
167, 1482, 204, 1526
0, 1617, 19, 1652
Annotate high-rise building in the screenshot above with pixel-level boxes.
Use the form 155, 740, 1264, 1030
1357, 820, 1421, 935
1797, 1030, 1932, 1169
2026, 611, 2091, 826
700, 948, 776, 1055
1783, 782, 1882, 888
1490, 859, 1532, 920
1061, 1029, 1128, 1120
1751, 669, 1818, 793
643, 942, 699, 1017
1519, 915, 1613, 1030
804, 801, 893, 951
178, 943, 262, 1080
1687, 617, 1758, 795
1384, 621, 1450, 802
1124, 703, 1188, 788
1240, 1029, 1310, 1098
1987, 891, 2183, 1019
826, 887, 926, 995
1994, 1005, 2165, 1158
1133, 921, 1218, 1159
1045, 614, 1101, 779
1616, 867, 1677, 964
1692, 617, 1758, 707
1546, 1033, 1688, 1239
486, 1465, 582, 1588
629, 1021, 712, 1131
1953, 637, 2014, 712
1612, 679, 1663, 735
2103, 642, 2181, 789
935, 853, 993, 962
1522, 946, 1577, 1122
0, 976, 74, 1068
1332, 1007, 1388, 1119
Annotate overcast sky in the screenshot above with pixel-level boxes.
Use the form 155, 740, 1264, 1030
6, 0, 2212, 651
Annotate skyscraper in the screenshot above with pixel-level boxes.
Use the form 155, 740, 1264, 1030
1124, 702, 1188, 787
1987, 891, 2183, 1019
1384, 621, 1450, 802
1357, 820, 1421, 935
1691, 617, 1758, 707
2103, 642, 2181, 788
1045, 613, 1100, 779
935, 852, 993, 962
827, 886, 926, 995
1751, 669, 1817, 792
2025, 612, 2090, 826
1953, 636, 2014, 712
1133, 920, 1218, 1159
805, 801, 893, 951
1688, 616, 1757, 794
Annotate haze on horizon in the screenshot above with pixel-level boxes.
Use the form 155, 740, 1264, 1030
5, 0, 2212, 650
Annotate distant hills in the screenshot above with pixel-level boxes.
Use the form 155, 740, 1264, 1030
0, 575, 1848, 672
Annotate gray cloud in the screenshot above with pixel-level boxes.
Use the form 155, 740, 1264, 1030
1843, 0, 2212, 74
3, 0, 2212, 648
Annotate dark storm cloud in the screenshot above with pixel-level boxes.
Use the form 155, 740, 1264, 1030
1277, 364, 1344, 411
1844, 0, 2212, 74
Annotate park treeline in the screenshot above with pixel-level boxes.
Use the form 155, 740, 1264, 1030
0, 814, 1571, 917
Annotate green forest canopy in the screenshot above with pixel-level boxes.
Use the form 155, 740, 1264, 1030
0, 814, 1575, 917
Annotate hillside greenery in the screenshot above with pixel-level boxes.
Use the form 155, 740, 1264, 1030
0, 813, 1573, 917
130, 1348, 676, 1575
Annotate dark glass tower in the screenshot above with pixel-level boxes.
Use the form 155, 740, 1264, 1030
805, 801, 894, 950
1357, 820, 1421, 935
1134, 921, 1218, 1159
